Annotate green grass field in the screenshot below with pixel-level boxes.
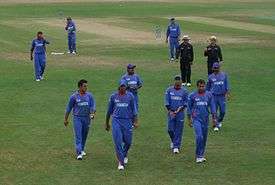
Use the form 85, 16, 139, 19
0, 0, 275, 184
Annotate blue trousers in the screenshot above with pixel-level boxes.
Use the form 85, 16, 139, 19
68, 34, 76, 52
34, 54, 46, 79
73, 116, 91, 155
112, 117, 133, 165
169, 37, 179, 59
193, 118, 208, 158
167, 112, 184, 149
214, 95, 226, 123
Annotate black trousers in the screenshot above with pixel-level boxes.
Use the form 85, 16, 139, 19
180, 61, 191, 83
207, 60, 219, 75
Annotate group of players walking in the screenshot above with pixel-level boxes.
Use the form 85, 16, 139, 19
30, 17, 230, 170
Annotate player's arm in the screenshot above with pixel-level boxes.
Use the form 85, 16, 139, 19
175, 44, 181, 59
166, 26, 170, 43
204, 46, 208, 57
190, 45, 194, 63
206, 78, 211, 91
137, 76, 143, 90
89, 94, 96, 119
64, 95, 75, 127
177, 24, 181, 40
187, 95, 193, 127
225, 74, 230, 100
218, 45, 223, 62
165, 89, 175, 117
30, 40, 35, 61
105, 96, 114, 131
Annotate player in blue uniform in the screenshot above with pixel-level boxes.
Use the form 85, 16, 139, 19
64, 79, 96, 160
166, 18, 181, 62
30, 31, 50, 81
65, 17, 77, 54
187, 79, 216, 163
105, 81, 138, 170
206, 62, 230, 131
165, 76, 189, 154
120, 64, 143, 112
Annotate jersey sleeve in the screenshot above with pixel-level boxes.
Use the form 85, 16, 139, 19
182, 89, 189, 108
187, 93, 194, 116
206, 77, 212, 91
65, 95, 75, 114
166, 26, 170, 38
89, 93, 96, 113
208, 93, 216, 115
107, 94, 114, 116
218, 45, 223, 61
130, 93, 138, 117
31, 40, 35, 50
225, 74, 230, 92
164, 88, 170, 107
137, 75, 143, 87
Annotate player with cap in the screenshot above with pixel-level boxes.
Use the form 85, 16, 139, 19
204, 36, 223, 75
30, 31, 50, 81
176, 35, 194, 87
65, 17, 77, 54
120, 64, 143, 112
165, 75, 189, 154
166, 17, 181, 62
64, 79, 96, 160
105, 81, 138, 170
187, 79, 216, 163
206, 62, 230, 132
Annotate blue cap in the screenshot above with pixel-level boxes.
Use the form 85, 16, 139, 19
119, 80, 127, 87
127, 64, 136, 69
212, 62, 220, 68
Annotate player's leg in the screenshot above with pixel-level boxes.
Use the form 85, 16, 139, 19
201, 119, 209, 158
68, 35, 72, 53
34, 54, 41, 80
39, 54, 46, 79
121, 120, 133, 161
169, 38, 174, 60
187, 63, 191, 84
81, 117, 91, 154
167, 115, 176, 148
207, 61, 213, 75
112, 118, 125, 166
181, 62, 187, 84
193, 120, 204, 159
218, 95, 226, 124
73, 116, 83, 159
173, 114, 184, 150
72, 34, 76, 53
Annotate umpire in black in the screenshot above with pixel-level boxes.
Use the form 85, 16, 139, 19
204, 36, 223, 75
176, 35, 194, 87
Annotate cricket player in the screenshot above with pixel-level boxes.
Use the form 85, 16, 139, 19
64, 79, 96, 160
187, 79, 216, 163
166, 18, 181, 62
30, 31, 50, 81
105, 81, 138, 170
204, 36, 223, 75
65, 17, 76, 54
176, 35, 194, 87
165, 76, 189, 154
206, 62, 230, 131
120, 64, 143, 112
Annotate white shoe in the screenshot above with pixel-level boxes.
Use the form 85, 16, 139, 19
72, 51, 76, 55
35, 79, 41, 82
81, 151, 86, 156
124, 157, 128, 164
170, 58, 174, 62
182, 83, 187, 86
202, 158, 207, 162
67, 51, 71, 54
118, 163, 124, 170
76, 154, 83, 160
196, 158, 204, 163
187, 83, 191, 87
40, 76, 44, 80
214, 127, 219, 132
218, 122, 222, 128
170, 142, 174, 149
173, 148, 179, 154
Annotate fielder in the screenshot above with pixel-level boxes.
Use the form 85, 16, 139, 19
64, 79, 96, 160
65, 17, 77, 54
30, 31, 50, 81
105, 81, 138, 170
187, 79, 216, 163
166, 18, 181, 62
120, 64, 143, 112
165, 76, 189, 154
204, 36, 223, 75
206, 62, 230, 132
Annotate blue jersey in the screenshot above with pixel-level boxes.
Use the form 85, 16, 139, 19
206, 72, 229, 95
165, 86, 189, 111
66, 91, 96, 117
166, 23, 181, 38
120, 74, 143, 95
107, 91, 137, 119
66, 21, 76, 35
187, 91, 216, 120
31, 38, 49, 54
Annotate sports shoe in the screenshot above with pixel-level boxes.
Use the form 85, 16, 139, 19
72, 51, 76, 55
196, 158, 204, 163
118, 163, 124, 170
187, 83, 191, 87
124, 157, 128, 164
182, 83, 187, 86
218, 122, 222, 128
67, 51, 71, 54
173, 148, 179, 154
40, 76, 44, 80
170, 58, 174, 62
35, 79, 41, 82
81, 151, 86, 156
170, 142, 174, 149
214, 127, 219, 132
76, 154, 83, 160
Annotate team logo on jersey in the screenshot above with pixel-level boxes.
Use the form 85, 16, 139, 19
214, 81, 224, 85
114, 99, 120, 103
212, 78, 217, 81
128, 81, 137, 85
196, 101, 208, 106
195, 98, 200, 101
170, 92, 175, 95
126, 78, 131, 81
76, 99, 81, 102
116, 103, 128, 107
78, 102, 89, 106
171, 96, 182, 101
